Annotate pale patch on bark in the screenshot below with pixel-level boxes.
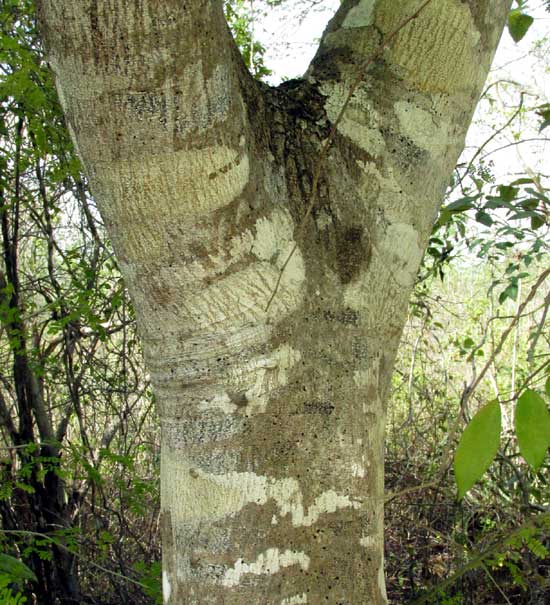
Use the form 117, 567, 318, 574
251, 207, 306, 292
162, 570, 171, 603
353, 369, 369, 388
162, 456, 361, 526
197, 392, 235, 415
290, 489, 361, 527
314, 209, 333, 231
379, 0, 481, 93
222, 548, 310, 588
360, 535, 376, 548
180, 259, 304, 328
342, 0, 375, 28
251, 207, 296, 263
281, 593, 308, 604
379, 562, 388, 602
197, 345, 302, 415
393, 100, 456, 157
101, 144, 249, 221
230, 344, 302, 414
51, 54, 232, 133
379, 222, 422, 286
351, 463, 366, 478
321, 82, 385, 155
162, 206, 307, 323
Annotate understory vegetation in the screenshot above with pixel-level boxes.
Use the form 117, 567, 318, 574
0, 0, 548, 603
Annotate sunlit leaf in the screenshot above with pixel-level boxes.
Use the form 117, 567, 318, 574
510, 177, 534, 186
531, 214, 546, 230
454, 400, 501, 499
499, 283, 518, 304
508, 11, 534, 43
498, 185, 519, 202
445, 198, 475, 212
515, 390, 550, 471
475, 210, 493, 227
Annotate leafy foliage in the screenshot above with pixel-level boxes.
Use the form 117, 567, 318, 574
225, 0, 272, 79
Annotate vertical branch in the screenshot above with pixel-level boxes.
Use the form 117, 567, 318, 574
249, 0, 255, 73
510, 277, 522, 402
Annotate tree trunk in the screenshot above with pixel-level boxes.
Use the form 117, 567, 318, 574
36, 1, 511, 602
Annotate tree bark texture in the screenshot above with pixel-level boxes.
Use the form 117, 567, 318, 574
36, 1, 510, 603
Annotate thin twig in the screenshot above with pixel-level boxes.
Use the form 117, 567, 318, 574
455, 91, 524, 190
387, 268, 550, 503
437, 267, 550, 480
385, 480, 438, 504
481, 561, 513, 604
412, 512, 550, 604
0, 529, 150, 590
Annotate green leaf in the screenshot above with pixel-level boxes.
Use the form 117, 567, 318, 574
454, 400, 501, 499
498, 185, 519, 202
0, 553, 37, 582
510, 177, 534, 186
519, 198, 539, 211
508, 11, 534, 43
484, 197, 514, 210
445, 198, 475, 212
545, 376, 550, 400
526, 188, 550, 203
475, 211, 493, 227
499, 283, 518, 304
531, 214, 546, 230
536, 104, 550, 132
515, 390, 550, 471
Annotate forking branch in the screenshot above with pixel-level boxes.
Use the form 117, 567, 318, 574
265, 0, 435, 312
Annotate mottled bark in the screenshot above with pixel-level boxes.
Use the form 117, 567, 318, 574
36, 1, 510, 603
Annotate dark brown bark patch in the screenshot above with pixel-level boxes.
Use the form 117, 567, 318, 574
335, 225, 370, 284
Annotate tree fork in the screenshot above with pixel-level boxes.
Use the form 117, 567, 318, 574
36, 1, 511, 602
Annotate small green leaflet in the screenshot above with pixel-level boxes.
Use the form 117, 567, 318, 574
445, 198, 475, 212
515, 390, 550, 471
475, 210, 493, 227
0, 553, 37, 582
454, 400, 501, 499
535, 103, 550, 132
497, 185, 519, 202
508, 10, 534, 43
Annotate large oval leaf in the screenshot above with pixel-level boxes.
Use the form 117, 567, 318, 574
515, 390, 550, 471
454, 400, 501, 499
0, 553, 37, 582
